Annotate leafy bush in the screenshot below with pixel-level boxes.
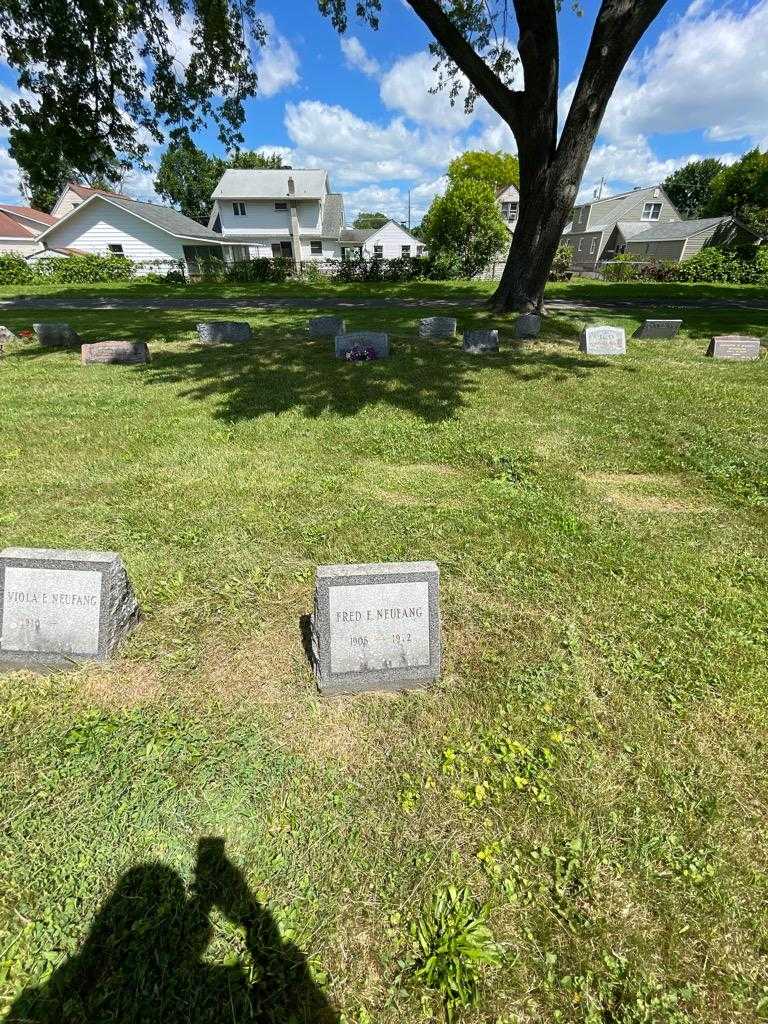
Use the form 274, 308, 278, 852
549, 243, 573, 281
300, 261, 327, 285
329, 256, 427, 284
601, 253, 640, 282
603, 244, 768, 285
0, 252, 136, 284
0, 254, 36, 284
426, 251, 464, 280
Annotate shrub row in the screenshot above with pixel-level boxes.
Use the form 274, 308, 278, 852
602, 245, 768, 285
0, 252, 141, 285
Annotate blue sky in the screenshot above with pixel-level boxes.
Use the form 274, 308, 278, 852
1, 0, 766, 219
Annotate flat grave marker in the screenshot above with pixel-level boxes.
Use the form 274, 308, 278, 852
579, 325, 626, 356
0, 548, 140, 671
310, 316, 346, 338
197, 321, 252, 344
81, 340, 151, 365
463, 329, 499, 355
335, 332, 389, 359
513, 314, 541, 339
419, 317, 457, 339
706, 335, 761, 361
311, 561, 441, 695
635, 318, 683, 339
34, 322, 82, 347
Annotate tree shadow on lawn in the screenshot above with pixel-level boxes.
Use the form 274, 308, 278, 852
7, 837, 338, 1024
141, 328, 625, 425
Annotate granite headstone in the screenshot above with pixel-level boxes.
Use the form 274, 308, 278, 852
81, 340, 151, 365
463, 329, 499, 354
311, 561, 441, 695
579, 325, 626, 355
513, 314, 542, 339
309, 316, 346, 338
335, 332, 389, 359
196, 321, 252, 344
34, 322, 82, 347
634, 318, 683, 339
0, 548, 140, 671
419, 316, 457, 339
706, 335, 761, 361
0, 325, 19, 345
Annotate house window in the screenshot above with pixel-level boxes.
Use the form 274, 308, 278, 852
271, 241, 293, 258
642, 202, 662, 221
501, 201, 518, 222
310, 240, 322, 255
577, 239, 584, 252
275, 201, 288, 211
232, 202, 246, 217
108, 244, 124, 255
417, 245, 425, 255
401, 245, 411, 256
373, 244, 383, 258
589, 238, 597, 255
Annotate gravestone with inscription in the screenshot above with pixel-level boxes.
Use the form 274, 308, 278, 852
197, 321, 252, 344
34, 322, 82, 347
463, 329, 499, 355
634, 318, 683, 339
419, 316, 457, 339
311, 561, 441, 695
335, 332, 390, 359
81, 341, 151, 365
513, 313, 541, 339
579, 325, 626, 355
0, 548, 140, 671
706, 335, 761, 361
310, 316, 345, 338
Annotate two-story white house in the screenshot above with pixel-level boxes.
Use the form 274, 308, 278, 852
497, 183, 520, 234
209, 168, 424, 264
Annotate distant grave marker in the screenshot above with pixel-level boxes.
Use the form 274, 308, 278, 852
579, 325, 626, 355
335, 332, 389, 359
0, 548, 140, 671
311, 561, 441, 695
634, 318, 682, 339
34, 323, 82, 347
513, 314, 541, 339
419, 317, 457, 339
197, 321, 252, 344
81, 341, 150, 365
706, 335, 761, 361
463, 329, 499, 355
309, 316, 345, 338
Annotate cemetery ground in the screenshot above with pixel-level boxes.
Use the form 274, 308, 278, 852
0, 300, 767, 1024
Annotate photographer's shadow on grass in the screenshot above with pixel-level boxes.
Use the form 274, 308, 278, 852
8, 837, 338, 1024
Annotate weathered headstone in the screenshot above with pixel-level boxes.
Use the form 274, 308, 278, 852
706, 335, 761, 361
311, 561, 441, 695
34, 322, 82, 347
513, 313, 541, 339
579, 325, 626, 355
309, 316, 346, 338
335, 332, 389, 359
419, 316, 457, 339
0, 548, 140, 671
634, 318, 683, 339
196, 321, 252, 344
0, 326, 18, 344
81, 340, 151, 365
463, 329, 499, 355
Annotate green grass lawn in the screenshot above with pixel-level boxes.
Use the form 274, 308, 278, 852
1, 302, 767, 1023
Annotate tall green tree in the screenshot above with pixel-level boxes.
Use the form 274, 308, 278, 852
0, 0, 264, 207
448, 151, 520, 192
705, 149, 768, 236
422, 179, 508, 277
661, 159, 724, 220
353, 212, 389, 229
319, 0, 669, 312
228, 151, 287, 170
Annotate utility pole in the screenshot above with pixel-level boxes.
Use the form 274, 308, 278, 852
593, 176, 605, 200
408, 189, 411, 231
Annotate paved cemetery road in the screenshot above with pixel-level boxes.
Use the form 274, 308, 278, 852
2, 294, 768, 312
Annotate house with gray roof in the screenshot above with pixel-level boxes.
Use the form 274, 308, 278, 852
209, 168, 423, 265
624, 216, 760, 262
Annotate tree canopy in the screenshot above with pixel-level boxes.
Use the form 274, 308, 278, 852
448, 151, 520, 193
0, 0, 264, 207
661, 159, 725, 220
353, 212, 390, 230
422, 178, 507, 278
706, 149, 768, 235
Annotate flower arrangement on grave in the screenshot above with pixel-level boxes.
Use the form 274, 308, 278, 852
18, 328, 32, 337
345, 344, 377, 363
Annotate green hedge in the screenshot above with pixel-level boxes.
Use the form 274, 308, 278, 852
0, 253, 137, 285
602, 245, 768, 285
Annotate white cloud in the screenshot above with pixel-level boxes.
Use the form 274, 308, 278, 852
380, 51, 475, 130
256, 17, 300, 98
0, 148, 22, 200
341, 37, 380, 77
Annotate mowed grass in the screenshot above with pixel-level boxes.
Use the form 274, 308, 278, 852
0, 302, 767, 1023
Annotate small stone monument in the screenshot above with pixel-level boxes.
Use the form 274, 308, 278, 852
463, 329, 499, 355
513, 314, 541, 339
0, 548, 140, 671
706, 335, 761, 361
335, 332, 389, 359
81, 341, 151, 365
0, 325, 18, 345
34, 323, 82, 347
309, 316, 345, 338
196, 321, 252, 344
311, 561, 441, 695
579, 325, 626, 355
634, 318, 683, 339
419, 317, 457, 339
